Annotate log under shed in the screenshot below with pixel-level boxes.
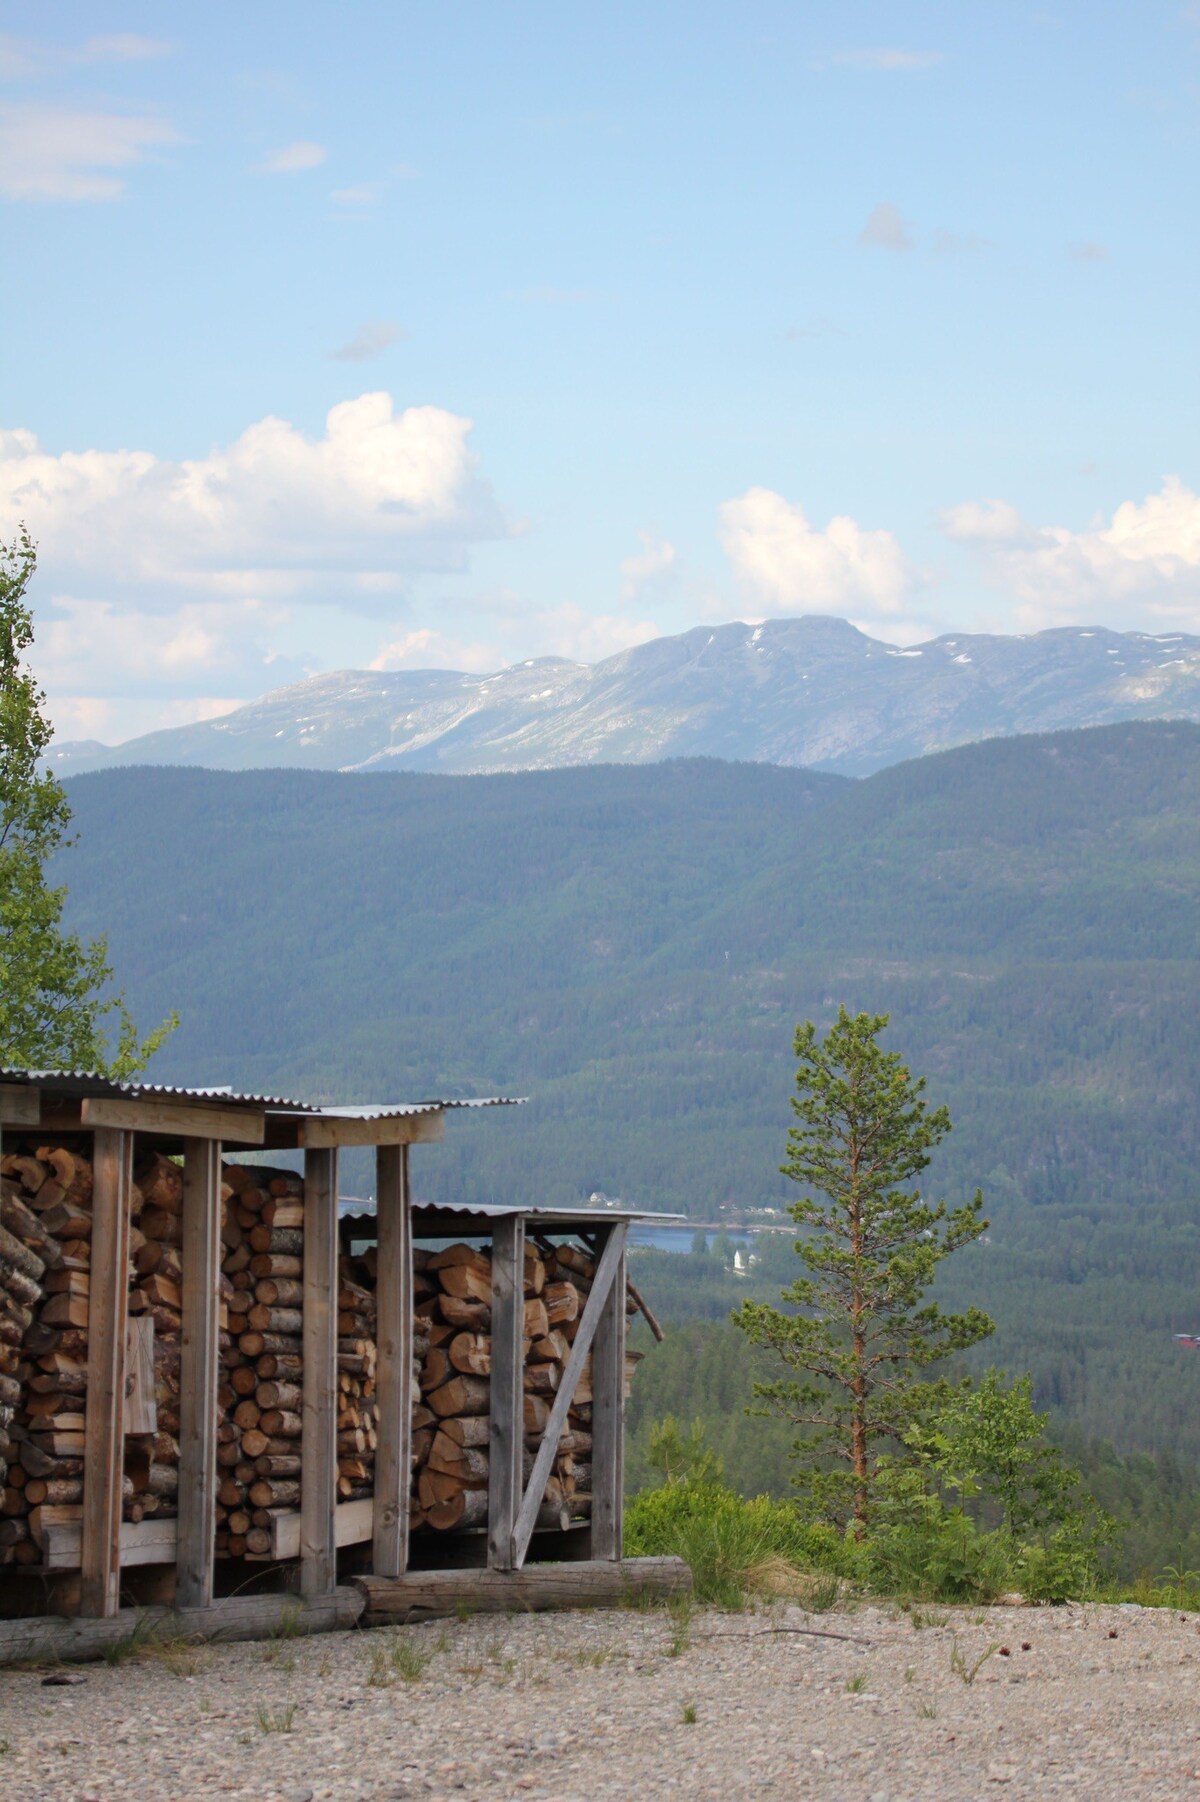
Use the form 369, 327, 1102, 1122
0, 1072, 689, 1661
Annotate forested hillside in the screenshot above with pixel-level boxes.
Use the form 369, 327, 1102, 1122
56, 721, 1200, 1468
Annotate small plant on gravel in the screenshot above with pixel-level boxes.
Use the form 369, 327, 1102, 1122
100, 1613, 163, 1665
571, 1647, 611, 1668
904, 1666, 915, 1682
390, 1636, 433, 1682
949, 1636, 999, 1685
270, 1604, 305, 1642
255, 1701, 297, 1734
680, 1702, 698, 1725
1159, 1554, 1200, 1611
916, 1699, 938, 1719
845, 1670, 868, 1693
665, 1592, 693, 1657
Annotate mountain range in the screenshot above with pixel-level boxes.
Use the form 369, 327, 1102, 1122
51, 615, 1200, 779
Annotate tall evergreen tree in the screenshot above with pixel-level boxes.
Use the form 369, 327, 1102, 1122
734, 1007, 993, 1532
0, 529, 174, 1073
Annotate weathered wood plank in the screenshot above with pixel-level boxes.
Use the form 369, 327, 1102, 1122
0, 1083, 41, 1126
297, 1112, 444, 1151
510, 1224, 626, 1570
372, 1142, 412, 1578
355, 1557, 692, 1625
43, 1514, 178, 1572
176, 1137, 222, 1609
589, 1223, 629, 1560
487, 1214, 525, 1571
80, 1096, 265, 1144
80, 1127, 132, 1617
301, 1146, 338, 1598
271, 1496, 375, 1561
41, 1500, 377, 1571
0, 1589, 365, 1665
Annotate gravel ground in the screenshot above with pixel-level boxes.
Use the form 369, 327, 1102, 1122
1, 1597, 1199, 1801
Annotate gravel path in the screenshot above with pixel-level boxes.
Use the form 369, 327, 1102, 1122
1, 1598, 1198, 1801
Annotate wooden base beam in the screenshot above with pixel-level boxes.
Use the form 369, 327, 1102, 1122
354, 1556, 693, 1626
0, 1588, 364, 1666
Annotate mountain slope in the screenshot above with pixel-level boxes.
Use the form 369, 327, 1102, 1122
49, 615, 1200, 779
56, 723, 1200, 1463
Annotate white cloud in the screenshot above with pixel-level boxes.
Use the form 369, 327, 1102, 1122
330, 320, 408, 361
0, 102, 178, 201
0, 392, 507, 604
0, 32, 171, 76
860, 201, 914, 250
331, 182, 383, 209
942, 477, 1200, 628
258, 140, 326, 174
829, 49, 942, 70
370, 597, 662, 677
75, 35, 172, 63
370, 627, 499, 673
620, 529, 677, 599
719, 487, 913, 618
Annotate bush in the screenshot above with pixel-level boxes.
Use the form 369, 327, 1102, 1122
626, 1481, 862, 1604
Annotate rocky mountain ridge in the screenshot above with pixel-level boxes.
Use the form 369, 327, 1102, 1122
50, 614, 1200, 778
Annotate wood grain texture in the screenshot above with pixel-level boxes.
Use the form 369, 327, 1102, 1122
298, 1112, 444, 1150
80, 1096, 265, 1144
511, 1224, 626, 1570
487, 1214, 525, 1571
176, 1137, 222, 1609
80, 1127, 132, 1618
356, 1556, 692, 1625
372, 1142, 412, 1578
0, 1588, 365, 1665
301, 1146, 338, 1597
0, 1084, 41, 1126
589, 1223, 629, 1560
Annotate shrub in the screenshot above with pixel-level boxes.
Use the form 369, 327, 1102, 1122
626, 1481, 862, 1604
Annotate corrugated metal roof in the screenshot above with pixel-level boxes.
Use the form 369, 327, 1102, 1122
0, 1069, 525, 1118
311, 1098, 525, 1121
341, 1199, 683, 1225
0, 1068, 307, 1109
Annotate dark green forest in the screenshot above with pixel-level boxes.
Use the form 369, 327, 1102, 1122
55, 720, 1200, 1485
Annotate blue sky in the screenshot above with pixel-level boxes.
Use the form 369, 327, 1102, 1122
3, 2, 1200, 740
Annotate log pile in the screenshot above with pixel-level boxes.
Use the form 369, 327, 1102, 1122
0, 1143, 91, 1568
216, 1165, 305, 1561
408, 1240, 640, 1536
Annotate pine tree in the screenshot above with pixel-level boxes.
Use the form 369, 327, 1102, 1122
0, 528, 175, 1073
734, 1007, 993, 1533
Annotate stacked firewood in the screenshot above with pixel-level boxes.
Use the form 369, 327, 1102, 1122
0, 1144, 93, 1567
409, 1240, 639, 1535
216, 1165, 305, 1560
122, 1152, 192, 1525
335, 1248, 379, 1501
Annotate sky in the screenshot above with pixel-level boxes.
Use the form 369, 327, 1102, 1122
2, 1, 1200, 743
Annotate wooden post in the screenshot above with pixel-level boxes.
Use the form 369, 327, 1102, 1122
487, 1213, 525, 1571
80, 1127, 133, 1617
176, 1138, 222, 1609
301, 1147, 338, 1598
372, 1142, 412, 1579
510, 1223, 626, 1570
589, 1222, 628, 1560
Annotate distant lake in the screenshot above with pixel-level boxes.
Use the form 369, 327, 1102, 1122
628, 1225, 753, 1254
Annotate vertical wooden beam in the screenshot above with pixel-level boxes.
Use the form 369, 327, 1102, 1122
80, 1127, 133, 1617
487, 1213, 525, 1571
301, 1147, 338, 1598
176, 1137, 222, 1609
372, 1142, 412, 1578
589, 1222, 628, 1561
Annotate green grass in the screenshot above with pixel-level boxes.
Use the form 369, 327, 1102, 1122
254, 1701, 296, 1734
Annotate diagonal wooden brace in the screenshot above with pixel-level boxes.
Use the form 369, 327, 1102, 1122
510, 1222, 628, 1570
